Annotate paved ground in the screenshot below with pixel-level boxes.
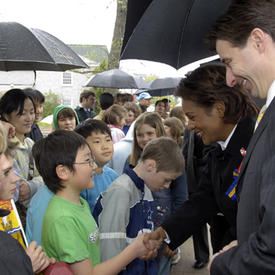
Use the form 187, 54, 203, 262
170, 237, 210, 275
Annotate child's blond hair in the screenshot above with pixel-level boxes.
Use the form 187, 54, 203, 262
0, 123, 7, 154
130, 112, 166, 167
103, 104, 127, 127
164, 117, 184, 147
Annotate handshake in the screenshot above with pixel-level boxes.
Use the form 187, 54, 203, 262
133, 227, 178, 260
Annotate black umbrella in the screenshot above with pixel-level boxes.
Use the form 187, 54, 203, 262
135, 77, 182, 96
0, 22, 88, 71
149, 77, 182, 90
85, 69, 149, 89
121, 0, 231, 69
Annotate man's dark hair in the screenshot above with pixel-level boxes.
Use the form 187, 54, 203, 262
79, 90, 95, 103
0, 89, 36, 121
99, 93, 114, 110
206, 0, 275, 50
23, 88, 45, 104
32, 130, 88, 193
155, 100, 164, 107
175, 64, 258, 124
74, 119, 112, 139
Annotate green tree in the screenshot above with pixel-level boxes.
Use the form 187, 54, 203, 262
43, 92, 61, 117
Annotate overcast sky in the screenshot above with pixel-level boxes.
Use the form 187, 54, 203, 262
0, 0, 117, 49
0, 0, 218, 77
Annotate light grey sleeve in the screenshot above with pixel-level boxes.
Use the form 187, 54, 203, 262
98, 183, 131, 261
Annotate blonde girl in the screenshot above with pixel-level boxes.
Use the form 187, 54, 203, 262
129, 112, 165, 167
103, 104, 127, 143
163, 117, 184, 147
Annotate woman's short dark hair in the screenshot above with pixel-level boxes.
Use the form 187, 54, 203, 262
32, 130, 89, 193
175, 65, 258, 124
0, 89, 36, 121
23, 88, 45, 104
75, 119, 112, 140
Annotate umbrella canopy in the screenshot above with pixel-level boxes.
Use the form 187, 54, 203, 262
40, 114, 53, 125
149, 77, 182, 90
121, 0, 231, 69
0, 22, 88, 71
136, 77, 182, 96
85, 69, 149, 89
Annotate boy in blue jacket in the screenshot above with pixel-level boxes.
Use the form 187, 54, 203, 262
94, 137, 185, 275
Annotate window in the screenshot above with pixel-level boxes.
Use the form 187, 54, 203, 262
62, 72, 72, 85
62, 98, 72, 106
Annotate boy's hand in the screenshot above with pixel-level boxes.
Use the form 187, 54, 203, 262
132, 233, 155, 258
139, 249, 158, 260
143, 227, 166, 250
25, 241, 55, 273
133, 233, 158, 260
19, 181, 31, 201
162, 243, 177, 258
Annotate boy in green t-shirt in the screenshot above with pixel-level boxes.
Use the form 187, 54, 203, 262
33, 130, 154, 275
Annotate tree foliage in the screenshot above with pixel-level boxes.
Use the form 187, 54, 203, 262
43, 92, 61, 117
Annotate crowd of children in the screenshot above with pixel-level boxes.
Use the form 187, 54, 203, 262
0, 86, 188, 275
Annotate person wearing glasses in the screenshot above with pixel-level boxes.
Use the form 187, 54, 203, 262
34, 130, 151, 275
26, 120, 118, 245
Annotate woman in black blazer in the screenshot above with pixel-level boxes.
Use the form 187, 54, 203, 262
146, 64, 259, 257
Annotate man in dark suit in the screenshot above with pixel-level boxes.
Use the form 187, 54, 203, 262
146, 1, 275, 273
145, 3, 275, 273
75, 89, 96, 122
204, 1, 275, 273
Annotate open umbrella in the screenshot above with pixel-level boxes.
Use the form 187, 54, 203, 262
149, 77, 182, 90
135, 77, 182, 96
85, 69, 149, 89
40, 114, 53, 125
0, 22, 88, 71
121, 0, 231, 69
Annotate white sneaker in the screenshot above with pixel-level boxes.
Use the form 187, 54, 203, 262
171, 253, 181, 265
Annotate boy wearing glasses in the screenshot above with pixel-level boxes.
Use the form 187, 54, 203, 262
26, 120, 118, 245
33, 130, 152, 275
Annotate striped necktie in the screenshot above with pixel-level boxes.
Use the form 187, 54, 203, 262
254, 104, 267, 131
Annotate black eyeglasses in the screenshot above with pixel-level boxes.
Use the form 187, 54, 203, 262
74, 158, 96, 167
